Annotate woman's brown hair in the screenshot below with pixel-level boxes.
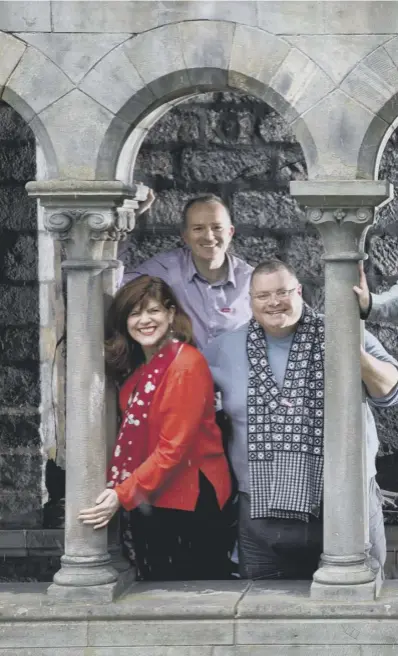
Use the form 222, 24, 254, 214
105, 275, 194, 377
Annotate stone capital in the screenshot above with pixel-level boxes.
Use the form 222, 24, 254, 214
290, 180, 393, 209
26, 180, 148, 260
290, 180, 393, 261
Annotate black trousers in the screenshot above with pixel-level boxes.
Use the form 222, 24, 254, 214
127, 473, 232, 581
238, 492, 323, 580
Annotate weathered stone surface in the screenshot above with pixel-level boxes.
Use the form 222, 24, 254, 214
232, 191, 305, 230
384, 36, 398, 75
3, 47, 74, 118
229, 24, 290, 88
0, 620, 87, 648
88, 619, 234, 646
375, 196, 398, 230
135, 151, 174, 181
18, 33, 130, 85
0, 101, 34, 141
258, 111, 297, 143
125, 24, 187, 93
179, 20, 235, 71
38, 90, 119, 179
0, 454, 42, 490
4, 235, 37, 282
285, 234, 325, 279
52, 0, 159, 33
204, 110, 256, 145
0, 326, 39, 362
0, 33, 26, 92
341, 47, 398, 122
257, 1, 325, 35
0, 2, 51, 31
159, 1, 258, 28
0, 365, 40, 407
0, 141, 35, 182
0, 413, 40, 449
0, 188, 37, 230
146, 190, 193, 227
286, 35, 392, 85
232, 235, 280, 267
294, 89, 385, 179
0, 285, 39, 326
269, 48, 335, 116
143, 108, 201, 144
0, 492, 43, 528
181, 149, 273, 183
79, 43, 155, 123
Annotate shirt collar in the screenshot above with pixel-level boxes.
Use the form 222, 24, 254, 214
186, 249, 236, 288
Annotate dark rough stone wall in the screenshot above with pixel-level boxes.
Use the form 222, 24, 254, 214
121, 91, 398, 515
0, 101, 42, 528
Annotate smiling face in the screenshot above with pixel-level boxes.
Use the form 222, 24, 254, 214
182, 201, 235, 266
127, 298, 175, 359
250, 268, 303, 336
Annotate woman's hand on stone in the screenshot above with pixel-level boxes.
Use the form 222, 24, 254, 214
78, 489, 120, 530
353, 261, 370, 312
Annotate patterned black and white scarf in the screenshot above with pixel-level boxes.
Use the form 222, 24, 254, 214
246, 303, 325, 521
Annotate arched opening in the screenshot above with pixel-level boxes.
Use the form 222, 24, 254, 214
0, 101, 65, 580
0, 101, 41, 528
118, 90, 325, 313
112, 89, 334, 581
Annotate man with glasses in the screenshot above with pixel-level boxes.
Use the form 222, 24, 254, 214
204, 258, 398, 579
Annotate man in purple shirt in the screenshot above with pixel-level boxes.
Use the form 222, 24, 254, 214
122, 194, 253, 350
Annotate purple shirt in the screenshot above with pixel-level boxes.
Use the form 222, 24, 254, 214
122, 247, 253, 349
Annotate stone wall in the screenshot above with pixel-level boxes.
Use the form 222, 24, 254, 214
121, 90, 398, 510
0, 101, 42, 527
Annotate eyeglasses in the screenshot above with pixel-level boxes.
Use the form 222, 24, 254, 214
250, 288, 297, 302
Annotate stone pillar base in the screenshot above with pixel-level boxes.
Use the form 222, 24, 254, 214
108, 545, 131, 573
47, 581, 119, 603
48, 567, 136, 603
311, 568, 382, 601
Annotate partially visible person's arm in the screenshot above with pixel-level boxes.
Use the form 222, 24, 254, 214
115, 355, 212, 510
361, 347, 398, 399
354, 262, 398, 323
362, 331, 398, 402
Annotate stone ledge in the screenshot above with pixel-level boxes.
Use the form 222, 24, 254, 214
0, 529, 64, 557
2, 581, 398, 653
2, 580, 398, 620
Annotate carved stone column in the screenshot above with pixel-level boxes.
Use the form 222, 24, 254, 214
291, 180, 393, 601
26, 181, 136, 601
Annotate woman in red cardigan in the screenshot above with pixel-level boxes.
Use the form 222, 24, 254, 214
79, 275, 232, 581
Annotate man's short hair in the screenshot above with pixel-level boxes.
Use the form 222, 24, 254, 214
251, 258, 298, 284
181, 194, 231, 230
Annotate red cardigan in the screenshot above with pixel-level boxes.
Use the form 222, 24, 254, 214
114, 343, 232, 512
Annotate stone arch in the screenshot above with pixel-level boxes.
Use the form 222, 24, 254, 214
90, 21, 336, 180
0, 31, 73, 179
337, 38, 398, 180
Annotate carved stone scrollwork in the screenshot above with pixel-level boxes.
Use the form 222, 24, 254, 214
307, 208, 324, 223
114, 199, 138, 241
355, 207, 373, 223
44, 210, 75, 240
307, 206, 374, 227
86, 211, 114, 241
333, 209, 346, 222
